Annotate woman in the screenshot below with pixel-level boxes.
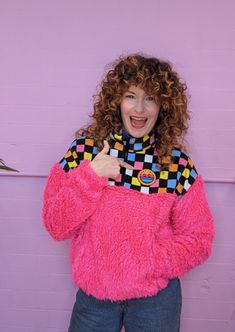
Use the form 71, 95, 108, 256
42, 54, 214, 332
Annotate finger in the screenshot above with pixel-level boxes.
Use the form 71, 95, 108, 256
100, 140, 110, 155
119, 160, 134, 170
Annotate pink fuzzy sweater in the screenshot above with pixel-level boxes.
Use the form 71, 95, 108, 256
43, 136, 214, 301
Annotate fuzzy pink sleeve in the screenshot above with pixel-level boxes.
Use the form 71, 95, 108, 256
156, 175, 215, 278
42, 161, 107, 241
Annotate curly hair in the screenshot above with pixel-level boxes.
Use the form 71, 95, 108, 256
76, 54, 191, 167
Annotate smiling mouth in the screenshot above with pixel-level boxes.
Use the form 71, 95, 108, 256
130, 117, 147, 128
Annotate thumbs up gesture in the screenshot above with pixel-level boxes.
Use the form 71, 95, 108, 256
90, 140, 133, 180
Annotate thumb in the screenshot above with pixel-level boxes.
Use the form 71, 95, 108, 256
100, 140, 110, 155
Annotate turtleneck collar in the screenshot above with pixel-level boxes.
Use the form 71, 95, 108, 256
110, 130, 156, 152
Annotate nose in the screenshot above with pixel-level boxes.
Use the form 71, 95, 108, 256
135, 100, 145, 114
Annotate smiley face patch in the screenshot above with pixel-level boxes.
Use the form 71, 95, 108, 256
137, 169, 156, 186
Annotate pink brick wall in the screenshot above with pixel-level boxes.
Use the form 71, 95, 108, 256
0, 1, 235, 331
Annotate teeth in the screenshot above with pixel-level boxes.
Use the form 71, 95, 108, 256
130, 117, 147, 128
131, 117, 147, 121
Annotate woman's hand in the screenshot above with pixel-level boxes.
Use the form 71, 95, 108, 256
90, 140, 133, 180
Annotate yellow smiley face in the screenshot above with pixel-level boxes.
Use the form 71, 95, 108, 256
137, 169, 156, 186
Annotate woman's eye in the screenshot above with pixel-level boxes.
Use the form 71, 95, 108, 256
146, 96, 154, 101
126, 94, 135, 99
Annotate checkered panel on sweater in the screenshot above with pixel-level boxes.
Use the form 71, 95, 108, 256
59, 138, 198, 196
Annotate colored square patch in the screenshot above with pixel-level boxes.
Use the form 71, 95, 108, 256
151, 178, 159, 188
125, 169, 133, 176
160, 171, 169, 180
158, 187, 167, 193
169, 164, 178, 172
190, 169, 197, 179
131, 177, 141, 186
84, 152, 93, 161
134, 161, 144, 170
172, 150, 181, 157
188, 158, 194, 168
123, 182, 131, 189
60, 159, 67, 169
140, 186, 150, 194
68, 160, 77, 168
182, 168, 190, 179
114, 142, 124, 151
65, 150, 72, 158
85, 139, 94, 146
183, 179, 191, 191
176, 182, 184, 194
167, 179, 177, 188
110, 149, 119, 157
144, 155, 153, 163
151, 163, 160, 172
133, 143, 143, 150
77, 144, 85, 152
72, 151, 78, 159
179, 157, 188, 167
127, 153, 136, 162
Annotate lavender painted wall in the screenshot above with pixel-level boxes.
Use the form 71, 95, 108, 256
0, 1, 234, 331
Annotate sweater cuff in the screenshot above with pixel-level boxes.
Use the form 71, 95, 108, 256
69, 160, 108, 190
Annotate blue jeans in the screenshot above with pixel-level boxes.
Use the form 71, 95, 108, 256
68, 278, 182, 332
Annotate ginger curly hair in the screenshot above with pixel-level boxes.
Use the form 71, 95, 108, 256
76, 54, 191, 167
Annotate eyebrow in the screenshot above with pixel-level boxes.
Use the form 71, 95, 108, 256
126, 90, 136, 95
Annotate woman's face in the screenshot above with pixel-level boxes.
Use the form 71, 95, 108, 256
120, 85, 160, 138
